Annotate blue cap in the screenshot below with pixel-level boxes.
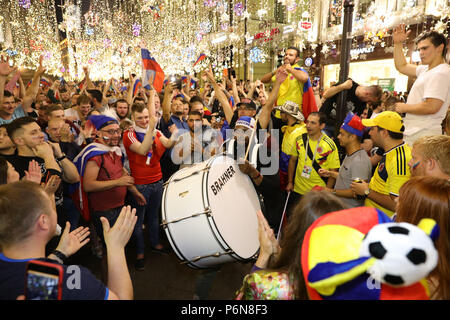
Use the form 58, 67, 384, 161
87, 115, 118, 130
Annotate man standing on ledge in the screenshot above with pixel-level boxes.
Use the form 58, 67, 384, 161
392, 26, 449, 146
261, 47, 316, 123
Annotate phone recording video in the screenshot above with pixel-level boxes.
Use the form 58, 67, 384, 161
25, 260, 63, 300
313, 76, 320, 87
169, 75, 182, 90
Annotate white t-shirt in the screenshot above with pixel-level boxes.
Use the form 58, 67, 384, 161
404, 63, 450, 136
64, 107, 82, 129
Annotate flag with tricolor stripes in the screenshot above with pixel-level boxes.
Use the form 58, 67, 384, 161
193, 53, 206, 67
294, 67, 318, 120
141, 48, 165, 92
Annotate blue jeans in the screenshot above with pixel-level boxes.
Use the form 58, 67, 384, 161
91, 206, 123, 244
63, 197, 80, 231
132, 180, 164, 255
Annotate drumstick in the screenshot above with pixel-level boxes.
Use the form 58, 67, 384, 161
276, 191, 291, 241
244, 115, 259, 162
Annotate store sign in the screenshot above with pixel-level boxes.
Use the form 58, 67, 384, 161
247, 27, 280, 44
304, 57, 313, 67
350, 46, 375, 56
299, 21, 312, 30
377, 78, 395, 92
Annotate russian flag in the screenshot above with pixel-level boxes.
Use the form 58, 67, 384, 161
193, 53, 206, 67
181, 76, 197, 88
133, 79, 142, 97
295, 67, 318, 120
141, 48, 165, 92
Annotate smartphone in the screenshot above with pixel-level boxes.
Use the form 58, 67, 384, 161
313, 76, 320, 87
25, 260, 63, 300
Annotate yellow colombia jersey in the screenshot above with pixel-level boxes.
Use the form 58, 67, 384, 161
281, 123, 306, 156
365, 142, 412, 218
272, 63, 304, 118
289, 133, 340, 195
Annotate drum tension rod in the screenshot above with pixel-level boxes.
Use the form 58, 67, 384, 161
163, 166, 211, 186
161, 208, 212, 228
181, 250, 234, 264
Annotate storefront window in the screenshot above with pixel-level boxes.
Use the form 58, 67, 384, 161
323, 59, 409, 93
327, 0, 343, 28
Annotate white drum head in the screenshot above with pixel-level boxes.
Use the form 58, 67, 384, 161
205, 155, 260, 260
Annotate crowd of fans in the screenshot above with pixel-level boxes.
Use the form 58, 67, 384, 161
0, 27, 448, 300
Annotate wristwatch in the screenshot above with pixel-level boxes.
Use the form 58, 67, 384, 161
52, 250, 67, 264
363, 188, 370, 198
57, 153, 67, 161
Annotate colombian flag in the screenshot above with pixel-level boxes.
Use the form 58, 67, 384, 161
295, 67, 318, 120
141, 48, 165, 92
193, 53, 206, 67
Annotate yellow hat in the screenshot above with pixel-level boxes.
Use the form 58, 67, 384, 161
362, 111, 405, 133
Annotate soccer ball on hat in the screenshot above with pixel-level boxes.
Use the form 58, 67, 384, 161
360, 222, 438, 287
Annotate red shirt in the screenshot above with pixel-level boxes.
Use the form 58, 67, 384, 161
88, 152, 127, 212
123, 128, 166, 185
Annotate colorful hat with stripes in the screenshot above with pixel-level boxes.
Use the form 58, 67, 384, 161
341, 112, 364, 137
301, 207, 439, 300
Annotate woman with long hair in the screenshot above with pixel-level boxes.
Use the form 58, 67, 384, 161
395, 176, 450, 299
236, 190, 347, 300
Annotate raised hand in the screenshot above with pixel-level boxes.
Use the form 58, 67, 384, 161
393, 24, 411, 44
36, 55, 46, 76
101, 205, 137, 250
0, 56, 17, 77
55, 222, 91, 257
275, 68, 288, 84
24, 160, 42, 184
43, 175, 61, 195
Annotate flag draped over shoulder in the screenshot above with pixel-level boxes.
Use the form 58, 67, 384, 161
69, 143, 114, 222
141, 48, 165, 92
295, 67, 318, 120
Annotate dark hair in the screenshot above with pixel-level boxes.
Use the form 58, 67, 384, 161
188, 110, 202, 118
87, 89, 103, 103
77, 94, 91, 106
131, 102, 146, 114
3, 91, 13, 98
115, 99, 128, 107
308, 111, 327, 125
6, 117, 37, 140
269, 191, 347, 299
0, 157, 8, 185
45, 104, 64, 116
415, 30, 447, 58
384, 96, 398, 108
388, 130, 403, 140
287, 46, 301, 58
368, 85, 383, 101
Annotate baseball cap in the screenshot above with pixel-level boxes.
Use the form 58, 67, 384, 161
235, 116, 256, 130
361, 111, 405, 133
341, 112, 364, 137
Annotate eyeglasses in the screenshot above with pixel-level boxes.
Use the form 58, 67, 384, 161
100, 129, 122, 135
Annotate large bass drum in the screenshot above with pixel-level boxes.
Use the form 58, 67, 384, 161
161, 154, 260, 269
